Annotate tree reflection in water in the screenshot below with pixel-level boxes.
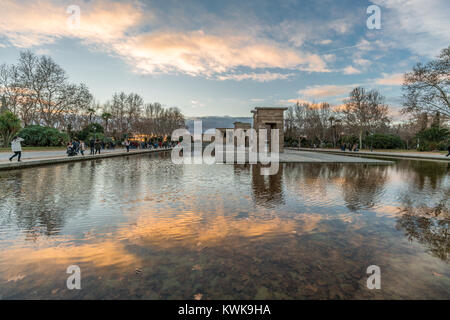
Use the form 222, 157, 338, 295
396, 198, 449, 262
0, 161, 97, 240
283, 162, 389, 212
394, 160, 449, 191
1, 154, 449, 299
393, 160, 449, 262
340, 164, 388, 212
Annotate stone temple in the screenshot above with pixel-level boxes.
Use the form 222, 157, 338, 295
251, 107, 287, 153
226, 107, 288, 152
204, 107, 287, 153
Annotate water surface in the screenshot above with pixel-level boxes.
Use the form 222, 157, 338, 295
0, 152, 449, 299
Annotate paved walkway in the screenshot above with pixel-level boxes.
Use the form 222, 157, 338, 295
0, 149, 118, 161
280, 149, 390, 163
0, 148, 172, 170
288, 147, 450, 162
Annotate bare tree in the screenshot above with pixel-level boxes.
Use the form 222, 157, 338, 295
402, 46, 450, 118
303, 102, 332, 146
1, 51, 93, 129
395, 119, 422, 150
342, 87, 391, 148
0, 63, 37, 125
125, 93, 143, 133
107, 92, 128, 136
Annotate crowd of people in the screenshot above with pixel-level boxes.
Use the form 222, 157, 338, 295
312, 142, 360, 152
65, 138, 177, 157
340, 143, 360, 152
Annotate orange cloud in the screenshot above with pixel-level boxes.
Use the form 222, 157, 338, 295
375, 73, 405, 86
118, 31, 329, 75
298, 84, 358, 99
342, 66, 361, 75
218, 72, 294, 82
0, 0, 329, 78
0, 0, 144, 47
279, 98, 313, 105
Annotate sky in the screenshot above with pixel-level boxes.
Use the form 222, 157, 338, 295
0, 0, 449, 118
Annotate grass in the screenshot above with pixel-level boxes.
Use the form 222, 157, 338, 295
0, 146, 66, 152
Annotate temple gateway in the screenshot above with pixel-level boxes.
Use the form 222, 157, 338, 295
207, 107, 287, 153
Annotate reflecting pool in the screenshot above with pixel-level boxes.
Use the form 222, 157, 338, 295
0, 152, 449, 299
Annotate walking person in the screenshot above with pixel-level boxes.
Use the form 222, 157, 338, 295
89, 138, 95, 155
446, 145, 450, 157
9, 136, 24, 162
79, 140, 86, 156
124, 139, 130, 152
94, 139, 101, 154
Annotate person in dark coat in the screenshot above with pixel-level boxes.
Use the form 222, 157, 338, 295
89, 139, 95, 155
94, 139, 101, 154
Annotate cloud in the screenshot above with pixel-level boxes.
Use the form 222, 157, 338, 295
342, 66, 361, 75
371, 0, 450, 57
374, 73, 404, 86
273, 16, 356, 49
355, 38, 392, 52
298, 84, 358, 99
0, 0, 144, 47
0, 0, 330, 79
279, 98, 313, 105
190, 99, 205, 108
118, 31, 329, 75
317, 39, 333, 45
353, 58, 371, 66
323, 54, 337, 62
217, 71, 294, 82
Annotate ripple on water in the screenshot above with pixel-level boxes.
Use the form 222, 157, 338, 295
0, 154, 449, 299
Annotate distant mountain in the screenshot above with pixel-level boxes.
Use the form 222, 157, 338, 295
185, 116, 253, 133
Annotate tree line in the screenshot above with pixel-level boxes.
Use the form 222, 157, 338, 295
1, 47, 448, 150
285, 46, 449, 151
0, 51, 185, 147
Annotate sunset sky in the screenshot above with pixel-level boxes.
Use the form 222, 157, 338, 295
1, 0, 449, 118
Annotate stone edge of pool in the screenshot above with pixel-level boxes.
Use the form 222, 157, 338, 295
287, 147, 450, 163
0, 149, 173, 171
0, 148, 396, 171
